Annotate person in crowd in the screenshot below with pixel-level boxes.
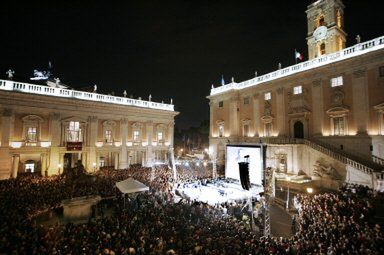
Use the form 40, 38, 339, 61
0, 164, 382, 254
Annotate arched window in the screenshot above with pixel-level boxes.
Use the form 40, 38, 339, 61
320, 43, 326, 55
336, 10, 342, 28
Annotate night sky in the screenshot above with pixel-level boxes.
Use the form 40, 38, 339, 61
1, 1, 383, 129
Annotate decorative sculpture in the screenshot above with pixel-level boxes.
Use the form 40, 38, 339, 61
6, 69, 14, 79
123, 90, 127, 97
93, 84, 97, 93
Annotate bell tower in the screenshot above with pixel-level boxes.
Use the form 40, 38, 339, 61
306, 0, 347, 60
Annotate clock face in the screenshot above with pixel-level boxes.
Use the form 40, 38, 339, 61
313, 26, 328, 41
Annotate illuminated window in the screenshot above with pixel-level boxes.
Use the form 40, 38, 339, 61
26, 127, 37, 142
264, 92, 271, 101
265, 123, 272, 137
243, 124, 249, 137
133, 130, 140, 141
99, 157, 105, 167
293, 86, 302, 95
105, 130, 113, 143
333, 117, 345, 136
331, 76, 343, 87
25, 163, 35, 173
67, 121, 82, 142
157, 131, 163, 141
219, 101, 223, 108
243, 97, 249, 105
218, 124, 224, 137
337, 10, 342, 28
320, 43, 326, 55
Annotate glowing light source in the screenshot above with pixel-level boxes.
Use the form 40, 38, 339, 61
95, 142, 103, 147
10, 142, 22, 148
306, 187, 314, 194
40, 141, 51, 147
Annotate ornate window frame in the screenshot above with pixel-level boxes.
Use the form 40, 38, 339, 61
132, 122, 143, 145
216, 120, 225, 137
156, 124, 167, 145
261, 116, 273, 137
374, 103, 384, 135
22, 115, 43, 145
242, 119, 251, 137
102, 120, 117, 145
326, 107, 349, 136
61, 117, 87, 144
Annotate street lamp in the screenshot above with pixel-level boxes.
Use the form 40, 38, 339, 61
286, 176, 291, 210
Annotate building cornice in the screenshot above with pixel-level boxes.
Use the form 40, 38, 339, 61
210, 35, 384, 97
0, 79, 174, 112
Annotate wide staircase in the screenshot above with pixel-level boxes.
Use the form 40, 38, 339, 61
259, 137, 384, 190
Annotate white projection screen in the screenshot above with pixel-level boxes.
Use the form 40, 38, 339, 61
226, 145, 263, 185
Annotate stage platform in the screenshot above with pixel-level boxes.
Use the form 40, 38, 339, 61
176, 179, 264, 206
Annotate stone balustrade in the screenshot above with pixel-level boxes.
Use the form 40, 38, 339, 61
0, 79, 174, 111
210, 35, 384, 96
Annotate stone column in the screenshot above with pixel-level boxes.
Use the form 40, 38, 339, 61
209, 101, 214, 137
229, 96, 239, 137
119, 118, 128, 169
0, 109, 13, 178
12, 154, 20, 178
252, 93, 260, 137
146, 121, 153, 167
48, 113, 61, 175
114, 152, 119, 170
168, 122, 175, 147
276, 87, 286, 136
311, 79, 324, 136
352, 69, 369, 135
87, 116, 98, 171
1, 108, 13, 147
41, 153, 47, 176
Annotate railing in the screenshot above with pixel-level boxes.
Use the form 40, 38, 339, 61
210, 35, 384, 96
373, 155, 384, 166
256, 137, 382, 175
0, 79, 174, 112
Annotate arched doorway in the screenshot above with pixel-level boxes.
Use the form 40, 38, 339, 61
294, 121, 304, 139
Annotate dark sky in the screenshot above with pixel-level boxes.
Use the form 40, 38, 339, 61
1, 1, 383, 129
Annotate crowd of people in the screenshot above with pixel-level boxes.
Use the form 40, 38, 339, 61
0, 164, 383, 254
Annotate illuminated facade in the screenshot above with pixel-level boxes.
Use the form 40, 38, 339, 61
0, 79, 178, 179
208, 0, 384, 189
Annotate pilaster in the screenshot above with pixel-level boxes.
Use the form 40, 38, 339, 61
119, 118, 129, 169
352, 69, 369, 135
312, 79, 324, 135
252, 93, 260, 137
276, 87, 286, 136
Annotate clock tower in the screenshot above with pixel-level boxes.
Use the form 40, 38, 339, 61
306, 0, 347, 60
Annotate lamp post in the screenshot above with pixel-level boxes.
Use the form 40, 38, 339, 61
286, 176, 291, 210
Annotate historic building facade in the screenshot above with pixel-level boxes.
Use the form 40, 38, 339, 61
0, 79, 178, 179
208, 0, 384, 189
